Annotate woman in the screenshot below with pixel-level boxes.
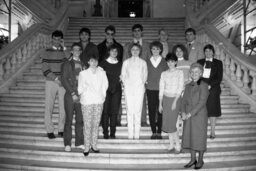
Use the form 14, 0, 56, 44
100, 44, 122, 139
78, 56, 108, 156
146, 41, 168, 139
181, 63, 209, 169
159, 53, 184, 153
172, 44, 192, 85
121, 43, 148, 139
197, 44, 223, 139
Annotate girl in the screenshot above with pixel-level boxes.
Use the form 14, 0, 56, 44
121, 43, 148, 139
159, 53, 184, 153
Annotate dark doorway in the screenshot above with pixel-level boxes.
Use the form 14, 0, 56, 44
118, 0, 143, 18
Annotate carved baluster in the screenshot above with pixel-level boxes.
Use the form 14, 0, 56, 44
0, 60, 4, 82
22, 44, 28, 62
215, 45, 220, 60
4, 57, 11, 78
11, 53, 17, 73
235, 63, 243, 87
37, 34, 41, 49
17, 48, 23, 66
250, 71, 256, 100
224, 54, 230, 75
230, 59, 236, 81
241, 66, 251, 94
32, 37, 37, 53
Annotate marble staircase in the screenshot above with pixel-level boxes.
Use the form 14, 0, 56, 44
0, 17, 256, 170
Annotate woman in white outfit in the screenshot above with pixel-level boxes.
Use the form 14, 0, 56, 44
121, 43, 148, 139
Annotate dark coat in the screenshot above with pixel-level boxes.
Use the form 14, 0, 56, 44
78, 41, 99, 68
61, 59, 82, 96
181, 80, 209, 152
197, 58, 223, 117
97, 39, 123, 63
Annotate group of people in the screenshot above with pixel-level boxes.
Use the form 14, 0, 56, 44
41, 24, 223, 169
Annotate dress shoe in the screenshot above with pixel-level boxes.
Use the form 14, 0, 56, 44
103, 135, 109, 139
47, 133, 56, 139
194, 161, 204, 169
91, 147, 100, 153
110, 135, 116, 139
58, 132, 64, 137
83, 150, 89, 156
184, 160, 197, 168
151, 133, 157, 139
210, 135, 216, 139
156, 133, 162, 139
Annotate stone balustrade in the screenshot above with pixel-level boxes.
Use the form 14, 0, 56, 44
197, 33, 256, 102
0, 33, 51, 85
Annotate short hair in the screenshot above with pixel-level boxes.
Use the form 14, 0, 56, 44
150, 41, 163, 55
165, 53, 177, 62
71, 42, 82, 50
203, 44, 215, 56
52, 30, 63, 39
105, 25, 116, 33
88, 55, 99, 61
106, 44, 119, 59
79, 27, 91, 37
158, 28, 168, 35
172, 44, 189, 60
185, 28, 196, 35
128, 43, 142, 57
132, 24, 143, 32
190, 62, 204, 73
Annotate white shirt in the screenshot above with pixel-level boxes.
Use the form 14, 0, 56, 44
150, 56, 162, 68
121, 57, 148, 87
78, 67, 108, 105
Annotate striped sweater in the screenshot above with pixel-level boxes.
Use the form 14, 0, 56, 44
41, 49, 67, 81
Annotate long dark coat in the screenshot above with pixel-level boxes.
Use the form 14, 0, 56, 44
181, 80, 209, 152
197, 58, 223, 117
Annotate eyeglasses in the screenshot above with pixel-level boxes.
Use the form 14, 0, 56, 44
106, 32, 114, 36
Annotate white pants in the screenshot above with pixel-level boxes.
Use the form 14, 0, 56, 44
124, 85, 144, 139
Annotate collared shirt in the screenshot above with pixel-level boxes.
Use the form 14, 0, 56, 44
52, 46, 67, 51
133, 38, 142, 45
178, 57, 184, 61
106, 57, 118, 64
150, 56, 162, 68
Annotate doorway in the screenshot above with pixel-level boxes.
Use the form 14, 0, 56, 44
118, 0, 143, 18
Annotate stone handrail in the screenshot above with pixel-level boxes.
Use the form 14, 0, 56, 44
186, 5, 256, 112
0, 1, 69, 93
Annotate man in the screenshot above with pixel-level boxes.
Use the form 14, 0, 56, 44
97, 25, 123, 63
61, 43, 84, 152
184, 28, 204, 63
158, 28, 173, 58
41, 30, 67, 139
78, 27, 99, 68
123, 24, 151, 126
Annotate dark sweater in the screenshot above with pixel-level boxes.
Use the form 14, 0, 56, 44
146, 58, 168, 90
100, 60, 122, 93
97, 39, 123, 63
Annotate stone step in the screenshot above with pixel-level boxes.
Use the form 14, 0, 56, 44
0, 147, 255, 165
1, 159, 256, 171
0, 105, 248, 114
0, 124, 255, 137
0, 95, 239, 104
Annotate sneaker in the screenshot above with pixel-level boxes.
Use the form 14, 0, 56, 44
47, 133, 56, 139
174, 149, 181, 154
58, 132, 64, 137
65, 145, 71, 152
75, 145, 85, 150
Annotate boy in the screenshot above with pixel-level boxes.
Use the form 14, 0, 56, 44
61, 43, 84, 151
